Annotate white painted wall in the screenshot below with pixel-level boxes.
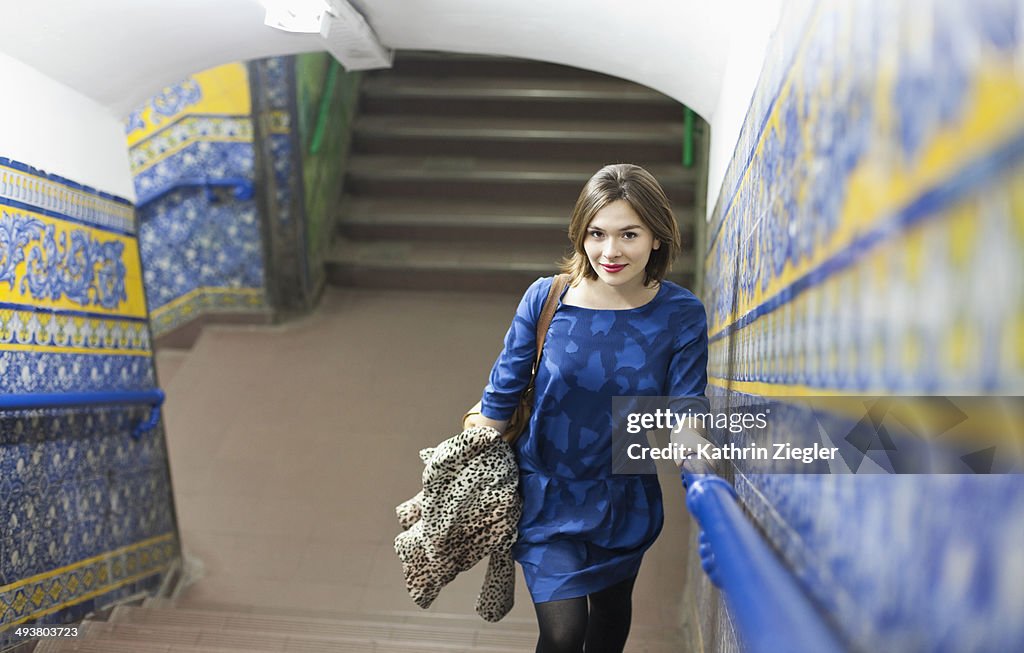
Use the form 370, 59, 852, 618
706, 0, 783, 219
0, 52, 136, 200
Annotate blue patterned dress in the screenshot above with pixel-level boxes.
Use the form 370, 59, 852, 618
480, 276, 708, 603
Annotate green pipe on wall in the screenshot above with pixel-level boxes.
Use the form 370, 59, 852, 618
683, 106, 694, 167
310, 59, 340, 155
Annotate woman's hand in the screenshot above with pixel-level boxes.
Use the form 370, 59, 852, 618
670, 425, 713, 467
464, 412, 509, 435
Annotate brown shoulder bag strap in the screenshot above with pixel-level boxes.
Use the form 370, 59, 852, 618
533, 274, 569, 370
496, 274, 570, 444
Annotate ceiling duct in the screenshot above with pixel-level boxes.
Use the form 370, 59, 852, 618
263, 0, 392, 71
320, 0, 393, 71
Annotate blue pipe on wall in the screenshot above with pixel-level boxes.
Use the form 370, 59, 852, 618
0, 390, 165, 440
682, 460, 847, 653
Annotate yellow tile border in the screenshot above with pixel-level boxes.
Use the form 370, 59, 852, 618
151, 286, 265, 319
0, 344, 152, 357
0, 533, 177, 631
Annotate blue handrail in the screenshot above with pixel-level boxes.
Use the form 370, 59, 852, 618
682, 460, 847, 653
0, 390, 165, 439
136, 177, 254, 209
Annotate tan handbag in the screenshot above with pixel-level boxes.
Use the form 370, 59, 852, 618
463, 274, 570, 443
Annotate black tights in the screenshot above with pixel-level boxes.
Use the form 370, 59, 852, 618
533, 575, 637, 653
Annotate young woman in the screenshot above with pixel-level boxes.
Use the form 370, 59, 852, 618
465, 163, 709, 653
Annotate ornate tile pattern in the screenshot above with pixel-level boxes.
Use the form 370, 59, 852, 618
126, 79, 204, 138
259, 58, 293, 111
269, 128, 295, 227
132, 122, 256, 204
0, 159, 153, 371
127, 63, 269, 337
0, 575, 164, 651
0, 309, 149, 356
0, 403, 175, 638
0, 158, 175, 644
0, 534, 176, 629
733, 472, 1024, 652
698, 0, 1024, 650
125, 64, 251, 151
0, 167, 146, 321
251, 57, 314, 311
130, 116, 253, 177
0, 209, 140, 316
150, 287, 266, 336
0, 351, 155, 394
0, 159, 135, 235
707, 166, 1024, 394
139, 186, 266, 332
704, 0, 1023, 394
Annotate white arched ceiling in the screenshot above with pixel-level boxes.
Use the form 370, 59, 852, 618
0, 0, 776, 212
0, 0, 733, 119
362, 0, 733, 120
0, 1, 327, 117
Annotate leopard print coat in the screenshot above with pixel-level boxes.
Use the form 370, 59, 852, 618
394, 426, 522, 622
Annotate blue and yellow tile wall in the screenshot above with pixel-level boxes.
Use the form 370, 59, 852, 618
256, 56, 297, 228
127, 63, 268, 338
700, 0, 1024, 649
250, 56, 317, 310
706, 0, 1023, 396
0, 159, 178, 645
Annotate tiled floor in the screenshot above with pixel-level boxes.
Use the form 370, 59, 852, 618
156, 287, 694, 641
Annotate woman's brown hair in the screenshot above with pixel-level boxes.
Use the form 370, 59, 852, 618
560, 163, 682, 286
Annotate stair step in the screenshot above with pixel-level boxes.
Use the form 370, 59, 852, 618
325, 239, 694, 293
327, 239, 569, 272
328, 239, 566, 269
35, 632, 680, 653
352, 116, 684, 162
33, 639, 263, 653
336, 197, 695, 247
32, 600, 681, 652
62, 616, 530, 652
107, 604, 677, 650
388, 51, 614, 81
361, 76, 673, 104
345, 156, 698, 204
143, 600, 540, 633
360, 76, 683, 121
35, 639, 520, 653
354, 117, 682, 143
109, 605, 537, 649
337, 197, 569, 243
325, 238, 566, 292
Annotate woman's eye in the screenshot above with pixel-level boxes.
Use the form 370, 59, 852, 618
623, 232, 637, 239
589, 230, 604, 238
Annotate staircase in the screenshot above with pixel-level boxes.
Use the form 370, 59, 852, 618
22, 272, 696, 652
327, 51, 703, 293
32, 598, 681, 652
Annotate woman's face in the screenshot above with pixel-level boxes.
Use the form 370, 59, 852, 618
582, 199, 661, 289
